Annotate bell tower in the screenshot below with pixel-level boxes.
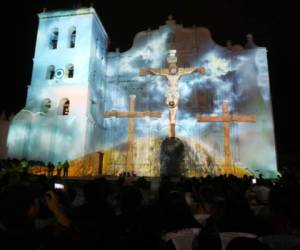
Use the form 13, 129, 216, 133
7, 7, 108, 163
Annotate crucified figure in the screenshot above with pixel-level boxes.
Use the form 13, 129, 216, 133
140, 55, 205, 137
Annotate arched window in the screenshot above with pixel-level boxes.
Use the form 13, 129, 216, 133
41, 98, 51, 113
63, 100, 70, 115
66, 64, 74, 78
46, 65, 55, 80
49, 28, 59, 49
69, 27, 76, 48
59, 98, 70, 116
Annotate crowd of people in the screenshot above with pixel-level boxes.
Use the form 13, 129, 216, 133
0, 158, 70, 177
0, 161, 300, 250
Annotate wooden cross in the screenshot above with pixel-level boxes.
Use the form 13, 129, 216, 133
196, 101, 256, 167
104, 95, 162, 173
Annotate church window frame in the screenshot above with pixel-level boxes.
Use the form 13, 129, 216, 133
46, 65, 55, 80
58, 98, 70, 116
66, 64, 74, 78
49, 28, 59, 49
69, 27, 76, 48
41, 98, 51, 113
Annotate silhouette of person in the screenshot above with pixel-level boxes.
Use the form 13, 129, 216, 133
56, 161, 63, 177
63, 160, 70, 177
47, 162, 55, 176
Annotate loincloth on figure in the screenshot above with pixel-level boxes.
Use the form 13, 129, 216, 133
165, 87, 179, 108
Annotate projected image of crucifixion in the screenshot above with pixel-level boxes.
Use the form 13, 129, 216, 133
7, 7, 278, 178
140, 50, 205, 138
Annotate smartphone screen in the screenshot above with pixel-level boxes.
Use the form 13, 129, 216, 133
54, 183, 64, 189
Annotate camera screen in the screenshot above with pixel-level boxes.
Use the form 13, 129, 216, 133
54, 183, 64, 189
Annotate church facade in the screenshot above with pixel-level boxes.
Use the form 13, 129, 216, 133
7, 7, 278, 178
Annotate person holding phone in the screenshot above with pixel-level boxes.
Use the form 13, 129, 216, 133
45, 190, 71, 227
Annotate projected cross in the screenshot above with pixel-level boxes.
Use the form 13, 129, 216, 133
140, 50, 205, 138
104, 95, 162, 173
196, 101, 256, 167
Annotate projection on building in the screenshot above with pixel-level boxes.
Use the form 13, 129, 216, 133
7, 8, 278, 178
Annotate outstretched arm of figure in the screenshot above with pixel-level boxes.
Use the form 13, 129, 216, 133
179, 67, 206, 76
140, 68, 168, 76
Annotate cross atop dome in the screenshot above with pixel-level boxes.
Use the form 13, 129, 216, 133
166, 15, 176, 25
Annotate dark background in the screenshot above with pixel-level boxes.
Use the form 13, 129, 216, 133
1, 0, 298, 164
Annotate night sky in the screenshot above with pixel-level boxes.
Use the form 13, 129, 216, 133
1, 0, 298, 157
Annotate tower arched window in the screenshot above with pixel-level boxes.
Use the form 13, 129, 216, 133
66, 64, 74, 78
49, 28, 59, 49
59, 98, 70, 116
69, 27, 76, 48
41, 98, 51, 113
46, 65, 55, 80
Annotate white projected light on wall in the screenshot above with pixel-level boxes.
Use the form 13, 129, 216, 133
7, 7, 278, 178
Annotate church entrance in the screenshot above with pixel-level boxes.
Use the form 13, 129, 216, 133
160, 137, 185, 177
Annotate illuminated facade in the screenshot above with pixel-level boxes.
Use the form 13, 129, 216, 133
7, 8, 278, 178
7, 8, 107, 164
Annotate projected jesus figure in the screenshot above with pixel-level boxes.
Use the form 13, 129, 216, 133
140, 50, 205, 137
